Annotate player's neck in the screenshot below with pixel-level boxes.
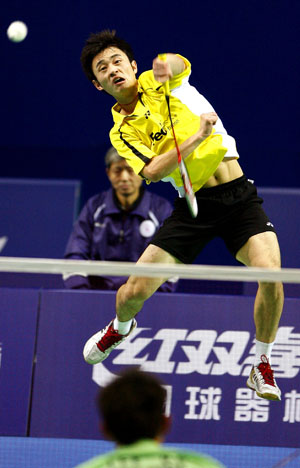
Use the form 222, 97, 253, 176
118, 93, 139, 115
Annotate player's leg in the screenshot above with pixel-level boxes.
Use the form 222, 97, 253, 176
116, 244, 180, 321
83, 189, 213, 366
236, 231, 284, 400
236, 231, 283, 342
83, 244, 180, 364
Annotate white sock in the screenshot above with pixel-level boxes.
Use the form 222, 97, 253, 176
254, 339, 274, 366
113, 317, 133, 335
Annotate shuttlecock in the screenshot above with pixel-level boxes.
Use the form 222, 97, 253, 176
7, 21, 28, 43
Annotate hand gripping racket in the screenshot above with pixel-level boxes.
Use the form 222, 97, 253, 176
159, 54, 198, 218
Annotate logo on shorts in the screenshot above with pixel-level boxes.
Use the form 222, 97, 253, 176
266, 222, 274, 227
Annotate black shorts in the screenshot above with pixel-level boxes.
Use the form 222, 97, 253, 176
151, 175, 276, 264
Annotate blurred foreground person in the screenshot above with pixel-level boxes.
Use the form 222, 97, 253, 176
75, 368, 225, 468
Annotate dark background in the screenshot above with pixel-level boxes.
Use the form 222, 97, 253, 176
1, 0, 299, 269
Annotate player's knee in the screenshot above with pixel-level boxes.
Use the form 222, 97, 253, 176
132, 280, 154, 302
118, 279, 153, 306
266, 255, 281, 269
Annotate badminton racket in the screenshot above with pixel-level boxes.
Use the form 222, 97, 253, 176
158, 54, 198, 218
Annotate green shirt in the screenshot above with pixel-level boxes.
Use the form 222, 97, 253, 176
75, 439, 224, 468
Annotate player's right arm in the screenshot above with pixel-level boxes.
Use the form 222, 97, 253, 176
141, 112, 218, 182
152, 53, 186, 83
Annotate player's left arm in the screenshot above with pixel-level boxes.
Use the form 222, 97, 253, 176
152, 53, 186, 83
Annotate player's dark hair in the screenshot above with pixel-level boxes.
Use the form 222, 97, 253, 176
97, 368, 167, 445
80, 29, 135, 82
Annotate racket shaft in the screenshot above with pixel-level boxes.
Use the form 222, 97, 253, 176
179, 160, 198, 218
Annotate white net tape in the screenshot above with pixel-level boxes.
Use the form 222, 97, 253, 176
0, 256, 299, 283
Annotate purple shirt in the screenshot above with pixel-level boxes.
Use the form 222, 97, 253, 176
63, 188, 177, 292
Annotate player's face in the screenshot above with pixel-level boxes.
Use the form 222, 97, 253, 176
106, 160, 142, 198
92, 47, 138, 101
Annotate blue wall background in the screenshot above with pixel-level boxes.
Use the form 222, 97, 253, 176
1, 0, 299, 206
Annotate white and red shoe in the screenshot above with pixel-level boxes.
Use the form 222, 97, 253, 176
247, 354, 281, 401
83, 319, 137, 364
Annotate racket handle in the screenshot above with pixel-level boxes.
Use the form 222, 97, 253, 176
158, 53, 170, 96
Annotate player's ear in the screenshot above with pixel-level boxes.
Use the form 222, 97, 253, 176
159, 415, 172, 439
131, 60, 138, 75
99, 422, 113, 440
92, 79, 103, 92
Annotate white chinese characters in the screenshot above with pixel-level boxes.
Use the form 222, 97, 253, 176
106, 326, 300, 378
234, 388, 269, 422
283, 390, 300, 423
185, 387, 222, 421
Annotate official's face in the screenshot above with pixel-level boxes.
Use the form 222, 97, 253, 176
92, 47, 137, 101
106, 160, 142, 198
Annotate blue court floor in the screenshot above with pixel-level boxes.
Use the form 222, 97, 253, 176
0, 437, 299, 468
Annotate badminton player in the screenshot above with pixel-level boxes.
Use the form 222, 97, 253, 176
80, 30, 283, 401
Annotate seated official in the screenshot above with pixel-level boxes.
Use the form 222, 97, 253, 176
63, 147, 177, 292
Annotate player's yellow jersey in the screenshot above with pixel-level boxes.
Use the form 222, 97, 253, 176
110, 55, 239, 195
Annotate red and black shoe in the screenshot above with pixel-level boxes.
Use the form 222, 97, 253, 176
83, 319, 137, 364
247, 354, 281, 401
